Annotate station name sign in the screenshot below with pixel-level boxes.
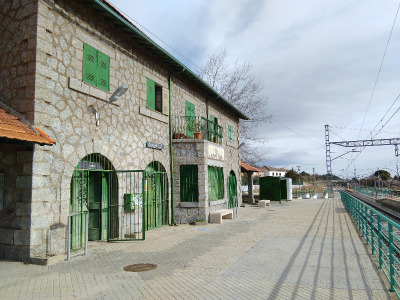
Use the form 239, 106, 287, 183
146, 142, 164, 150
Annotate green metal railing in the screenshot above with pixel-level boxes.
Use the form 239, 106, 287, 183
354, 186, 395, 199
172, 115, 223, 145
340, 190, 400, 298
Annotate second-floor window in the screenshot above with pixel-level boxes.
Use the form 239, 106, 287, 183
228, 125, 234, 142
185, 101, 196, 138
146, 78, 169, 115
83, 43, 110, 92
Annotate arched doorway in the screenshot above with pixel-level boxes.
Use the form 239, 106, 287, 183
144, 161, 168, 230
228, 170, 237, 208
70, 154, 118, 251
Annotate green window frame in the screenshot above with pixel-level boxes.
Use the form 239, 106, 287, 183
83, 43, 110, 92
180, 165, 198, 202
208, 166, 224, 201
146, 78, 169, 114
228, 125, 234, 142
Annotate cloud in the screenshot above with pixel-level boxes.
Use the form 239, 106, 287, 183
109, 0, 400, 176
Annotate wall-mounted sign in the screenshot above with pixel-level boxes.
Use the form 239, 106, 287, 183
146, 142, 164, 150
208, 144, 224, 161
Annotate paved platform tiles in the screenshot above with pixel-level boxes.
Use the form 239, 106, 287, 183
0, 197, 394, 299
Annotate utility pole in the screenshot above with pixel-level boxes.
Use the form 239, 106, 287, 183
354, 167, 357, 188
297, 165, 301, 198
313, 167, 316, 194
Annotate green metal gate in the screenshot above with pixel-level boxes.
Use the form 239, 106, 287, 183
69, 154, 149, 254
228, 171, 237, 208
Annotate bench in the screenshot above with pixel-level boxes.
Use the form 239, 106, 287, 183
258, 200, 271, 207
209, 209, 233, 224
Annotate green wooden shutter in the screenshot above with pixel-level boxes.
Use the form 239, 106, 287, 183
228, 125, 234, 142
208, 166, 224, 201
218, 167, 224, 199
180, 165, 198, 202
83, 43, 97, 86
97, 51, 110, 92
147, 78, 155, 110
185, 101, 195, 138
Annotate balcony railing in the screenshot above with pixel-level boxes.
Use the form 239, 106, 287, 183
172, 116, 223, 145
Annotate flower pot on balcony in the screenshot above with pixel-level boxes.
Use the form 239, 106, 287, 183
194, 132, 202, 140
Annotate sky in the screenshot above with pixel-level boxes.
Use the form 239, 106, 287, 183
108, 0, 400, 178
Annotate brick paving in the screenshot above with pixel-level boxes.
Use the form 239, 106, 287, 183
0, 197, 393, 299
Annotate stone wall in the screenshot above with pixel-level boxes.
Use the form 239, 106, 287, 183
0, 0, 37, 123
173, 139, 242, 224
28, 0, 172, 258
0, 0, 243, 260
0, 143, 34, 261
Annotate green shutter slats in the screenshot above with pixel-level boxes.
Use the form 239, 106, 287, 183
180, 165, 198, 202
185, 101, 195, 138
228, 125, 234, 142
97, 51, 110, 92
83, 43, 110, 92
83, 43, 97, 86
147, 78, 156, 110
208, 166, 224, 201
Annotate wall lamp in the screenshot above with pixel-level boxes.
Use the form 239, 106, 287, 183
88, 85, 128, 126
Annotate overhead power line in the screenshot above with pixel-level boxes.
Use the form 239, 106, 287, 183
358, 1, 400, 139
271, 118, 324, 147
107, 1, 201, 71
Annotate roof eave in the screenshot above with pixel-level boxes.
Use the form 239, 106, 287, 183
88, 0, 249, 120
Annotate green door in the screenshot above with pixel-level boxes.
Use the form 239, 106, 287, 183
88, 172, 100, 240
87, 171, 110, 241
185, 101, 195, 138
144, 162, 168, 230
228, 171, 237, 208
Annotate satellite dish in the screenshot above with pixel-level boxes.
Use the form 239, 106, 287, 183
109, 85, 128, 104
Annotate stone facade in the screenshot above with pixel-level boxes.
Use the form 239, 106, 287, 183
0, 0, 244, 262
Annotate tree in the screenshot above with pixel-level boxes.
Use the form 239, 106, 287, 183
374, 170, 391, 181
198, 50, 270, 164
285, 168, 298, 181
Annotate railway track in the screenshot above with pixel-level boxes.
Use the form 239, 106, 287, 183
343, 188, 400, 223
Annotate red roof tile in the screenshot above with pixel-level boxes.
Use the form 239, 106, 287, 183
0, 108, 56, 145
241, 162, 261, 172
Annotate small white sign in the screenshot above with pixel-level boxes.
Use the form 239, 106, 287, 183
208, 144, 224, 161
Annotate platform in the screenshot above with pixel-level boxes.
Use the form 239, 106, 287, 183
0, 197, 392, 299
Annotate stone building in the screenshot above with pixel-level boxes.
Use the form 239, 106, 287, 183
0, 0, 247, 262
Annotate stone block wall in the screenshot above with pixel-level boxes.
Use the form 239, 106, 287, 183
27, 0, 173, 258
173, 139, 242, 224
0, 0, 243, 260
0, 0, 37, 123
0, 143, 34, 261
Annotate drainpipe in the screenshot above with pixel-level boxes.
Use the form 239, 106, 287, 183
169, 68, 185, 225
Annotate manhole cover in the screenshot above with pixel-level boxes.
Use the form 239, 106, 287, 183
123, 263, 157, 272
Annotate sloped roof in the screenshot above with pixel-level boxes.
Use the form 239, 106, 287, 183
86, 0, 249, 120
0, 107, 56, 146
241, 162, 261, 172
263, 166, 288, 172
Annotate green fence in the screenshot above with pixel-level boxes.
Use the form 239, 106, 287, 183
354, 186, 394, 199
340, 190, 400, 298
